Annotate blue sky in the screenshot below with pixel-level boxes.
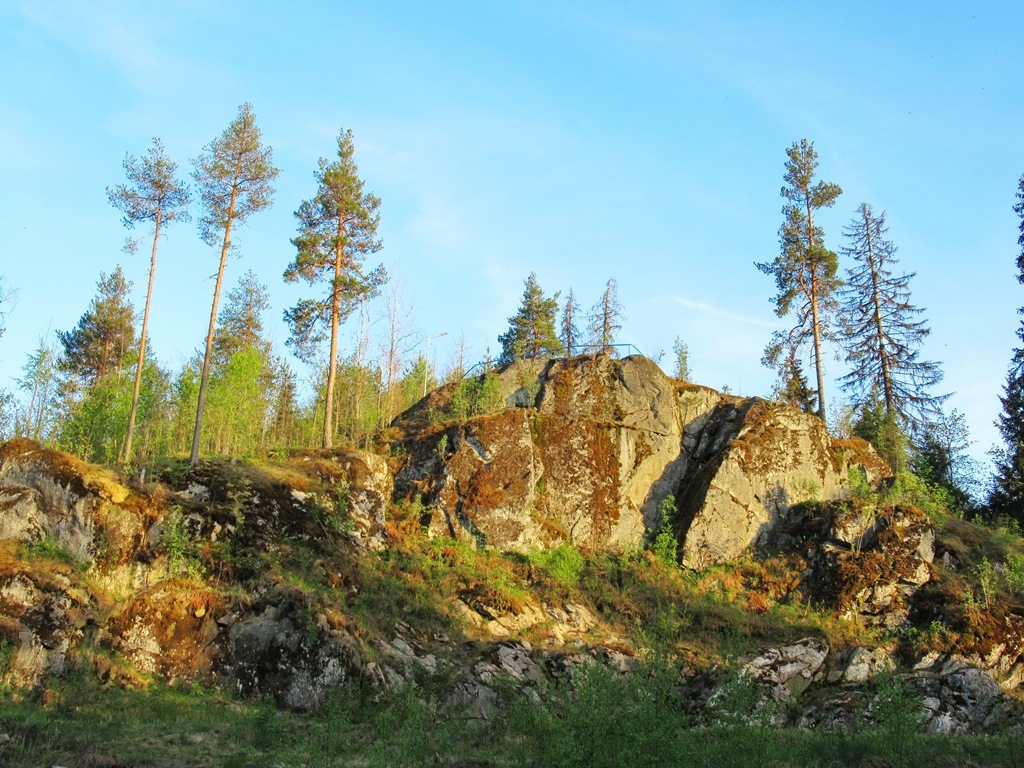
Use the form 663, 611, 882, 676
1, 1, 1022, 468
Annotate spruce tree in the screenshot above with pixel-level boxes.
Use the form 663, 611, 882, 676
775, 350, 817, 414
57, 267, 136, 385
757, 139, 842, 421
588, 277, 624, 352
213, 270, 271, 363
913, 409, 978, 512
284, 129, 385, 448
190, 103, 279, 464
991, 172, 1024, 518
838, 202, 944, 432
560, 287, 580, 354
498, 273, 560, 361
107, 137, 191, 462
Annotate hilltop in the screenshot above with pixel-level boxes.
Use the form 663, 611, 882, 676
1, 355, 1023, 766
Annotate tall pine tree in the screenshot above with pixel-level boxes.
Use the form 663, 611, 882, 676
498, 273, 560, 361
107, 137, 191, 462
991, 172, 1024, 519
284, 129, 385, 448
190, 103, 279, 464
757, 139, 842, 421
838, 202, 944, 432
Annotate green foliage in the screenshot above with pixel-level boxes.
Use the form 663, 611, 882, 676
709, 666, 776, 727
284, 129, 385, 362
449, 371, 502, 419
649, 495, 679, 567
161, 509, 206, 579
852, 388, 909, 472
0, 636, 14, 677
671, 336, 691, 381
975, 556, 997, 610
22, 537, 82, 568
508, 657, 684, 768
989, 172, 1024, 523
1005, 551, 1024, 596
912, 408, 979, 514
190, 102, 280, 464
530, 544, 585, 586
498, 272, 561, 361
868, 674, 927, 768
57, 266, 137, 385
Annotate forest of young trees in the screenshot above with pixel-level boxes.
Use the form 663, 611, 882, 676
0, 116, 1022, 522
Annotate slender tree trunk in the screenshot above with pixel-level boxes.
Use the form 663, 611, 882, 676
805, 197, 827, 421
809, 280, 827, 421
190, 189, 237, 465
121, 210, 162, 463
864, 214, 894, 415
323, 219, 345, 449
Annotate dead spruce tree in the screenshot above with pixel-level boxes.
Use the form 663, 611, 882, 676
838, 202, 944, 434
588, 277, 623, 353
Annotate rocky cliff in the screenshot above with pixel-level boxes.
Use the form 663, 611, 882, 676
1, 356, 1024, 739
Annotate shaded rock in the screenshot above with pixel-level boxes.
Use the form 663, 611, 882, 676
0, 553, 92, 688
216, 594, 363, 711
828, 646, 896, 684
775, 501, 934, 628
677, 402, 887, 569
742, 637, 829, 699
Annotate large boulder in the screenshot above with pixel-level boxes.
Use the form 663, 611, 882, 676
393, 354, 886, 562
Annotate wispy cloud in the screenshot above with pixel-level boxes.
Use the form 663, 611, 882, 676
16, 0, 207, 94
670, 296, 778, 329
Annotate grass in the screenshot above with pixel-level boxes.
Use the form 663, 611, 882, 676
1, 663, 1021, 768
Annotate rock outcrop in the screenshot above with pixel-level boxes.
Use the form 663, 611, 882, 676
393, 354, 887, 565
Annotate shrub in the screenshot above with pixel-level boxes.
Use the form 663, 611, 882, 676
450, 373, 502, 419
649, 495, 679, 567
530, 544, 585, 586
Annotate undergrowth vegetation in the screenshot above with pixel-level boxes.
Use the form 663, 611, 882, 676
1, 661, 1020, 768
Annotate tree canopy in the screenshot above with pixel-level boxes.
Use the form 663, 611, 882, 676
284, 129, 386, 448
838, 203, 944, 432
107, 137, 191, 462
991, 172, 1024, 519
498, 273, 560, 361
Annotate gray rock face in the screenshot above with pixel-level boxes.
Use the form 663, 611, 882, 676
743, 637, 829, 699
394, 354, 886, 563
778, 501, 936, 628
0, 439, 147, 567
